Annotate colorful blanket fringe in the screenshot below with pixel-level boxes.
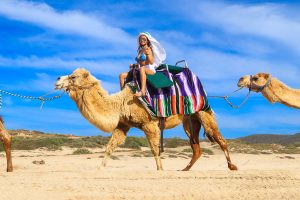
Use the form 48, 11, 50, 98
133, 68, 210, 117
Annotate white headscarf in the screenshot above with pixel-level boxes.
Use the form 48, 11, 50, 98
137, 32, 166, 67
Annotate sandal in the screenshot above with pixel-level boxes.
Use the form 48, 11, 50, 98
134, 91, 146, 97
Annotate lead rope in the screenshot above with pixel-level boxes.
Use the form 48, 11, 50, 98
0, 93, 2, 110
207, 87, 251, 109
0, 89, 65, 110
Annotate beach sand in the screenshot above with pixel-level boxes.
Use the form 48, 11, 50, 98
0, 144, 299, 200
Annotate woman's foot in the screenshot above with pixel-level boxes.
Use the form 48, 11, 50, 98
134, 91, 145, 97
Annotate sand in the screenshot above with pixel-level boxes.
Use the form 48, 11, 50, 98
0, 146, 299, 200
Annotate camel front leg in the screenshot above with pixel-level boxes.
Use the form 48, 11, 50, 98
100, 125, 129, 169
143, 123, 163, 170
0, 129, 13, 172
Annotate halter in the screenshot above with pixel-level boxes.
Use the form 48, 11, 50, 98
249, 75, 272, 92
67, 75, 98, 91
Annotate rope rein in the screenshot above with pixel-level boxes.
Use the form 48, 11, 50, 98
0, 89, 65, 110
207, 87, 251, 109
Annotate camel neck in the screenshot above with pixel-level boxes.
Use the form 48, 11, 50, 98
72, 84, 122, 132
263, 78, 300, 108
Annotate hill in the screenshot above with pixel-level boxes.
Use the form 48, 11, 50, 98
237, 133, 300, 145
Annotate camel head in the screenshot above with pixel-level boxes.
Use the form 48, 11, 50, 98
55, 68, 99, 94
237, 73, 271, 92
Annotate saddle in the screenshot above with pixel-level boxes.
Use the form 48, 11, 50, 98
126, 62, 210, 117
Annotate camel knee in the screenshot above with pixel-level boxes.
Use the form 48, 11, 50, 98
2, 133, 12, 147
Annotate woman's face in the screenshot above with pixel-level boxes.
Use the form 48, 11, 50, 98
139, 35, 148, 46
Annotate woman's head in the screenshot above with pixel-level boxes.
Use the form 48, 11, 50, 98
139, 34, 151, 47
137, 32, 166, 66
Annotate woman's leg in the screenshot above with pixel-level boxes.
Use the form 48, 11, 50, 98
119, 72, 128, 89
135, 67, 155, 96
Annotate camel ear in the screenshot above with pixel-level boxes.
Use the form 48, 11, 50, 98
263, 73, 270, 80
83, 71, 89, 78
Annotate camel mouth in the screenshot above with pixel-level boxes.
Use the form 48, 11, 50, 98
54, 83, 64, 90
55, 75, 69, 91
237, 82, 245, 88
55, 84, 70, 92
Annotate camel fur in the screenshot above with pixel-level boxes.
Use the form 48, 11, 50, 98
0, 116, 13, 172
238, 73, 300, 109
55, 68, 237, 171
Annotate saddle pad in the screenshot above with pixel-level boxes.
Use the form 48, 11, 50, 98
146, 72, 173, 89
133, 68, 211, 117
157, 64, 184, 74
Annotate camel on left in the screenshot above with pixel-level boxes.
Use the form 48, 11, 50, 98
0, 116, 13, 172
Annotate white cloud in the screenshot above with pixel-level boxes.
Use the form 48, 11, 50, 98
178, 1, 300, 53
0, 55, 131, 76
0, 0, 134, 47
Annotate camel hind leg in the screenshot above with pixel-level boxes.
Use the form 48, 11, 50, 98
0, 127, 13, 172
182, 115, 202, 171
197, 111, 238, 170
100, 124, 130, 169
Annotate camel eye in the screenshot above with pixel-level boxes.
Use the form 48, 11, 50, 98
252, 77, 258, 81
69, 75, 76, 79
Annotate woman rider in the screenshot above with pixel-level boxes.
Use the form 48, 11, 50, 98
119, 32, 166, 96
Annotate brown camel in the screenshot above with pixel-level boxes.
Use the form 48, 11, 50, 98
0, 115, 13, 172
238, 73, 300, 109
55, 68, 237, 171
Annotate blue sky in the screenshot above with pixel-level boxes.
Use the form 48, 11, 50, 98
0, 0, 299, 138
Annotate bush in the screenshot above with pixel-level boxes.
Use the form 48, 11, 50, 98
12, 137, 70, 151
121, 137, 149, 149
72, 148, 92, 155
165, 137, 189, 148
182, 147, 214, 155
202, 148, 214, 155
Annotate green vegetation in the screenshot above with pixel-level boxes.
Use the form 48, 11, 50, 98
7, 136, 106, 151
120, 136, 149, 150
72, 148, 93, 155
182, 148, 214, 155
225, 140, 300, 154
0, 130, 299, 154
164, 137, 189, 148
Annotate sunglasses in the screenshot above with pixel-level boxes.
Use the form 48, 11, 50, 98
139, 37, 148, 42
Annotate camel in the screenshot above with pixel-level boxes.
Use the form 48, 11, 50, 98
55, 68, 237, 171
0, 115, 13, 172
238, 73, 300, 109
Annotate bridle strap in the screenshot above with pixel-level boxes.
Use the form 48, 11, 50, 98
249, 75, 272, 92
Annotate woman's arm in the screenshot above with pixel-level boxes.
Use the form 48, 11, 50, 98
144, 47, 154, 65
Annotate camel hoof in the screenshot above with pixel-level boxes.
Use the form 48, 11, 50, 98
7, 168, 13, 172
228, 163, 238, 170
181, 167, 190, 171
97, 165, 106, 171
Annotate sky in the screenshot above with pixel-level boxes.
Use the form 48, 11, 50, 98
0, 0, 299, 139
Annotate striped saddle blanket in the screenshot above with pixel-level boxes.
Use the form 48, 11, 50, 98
133, 67, 211, 117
